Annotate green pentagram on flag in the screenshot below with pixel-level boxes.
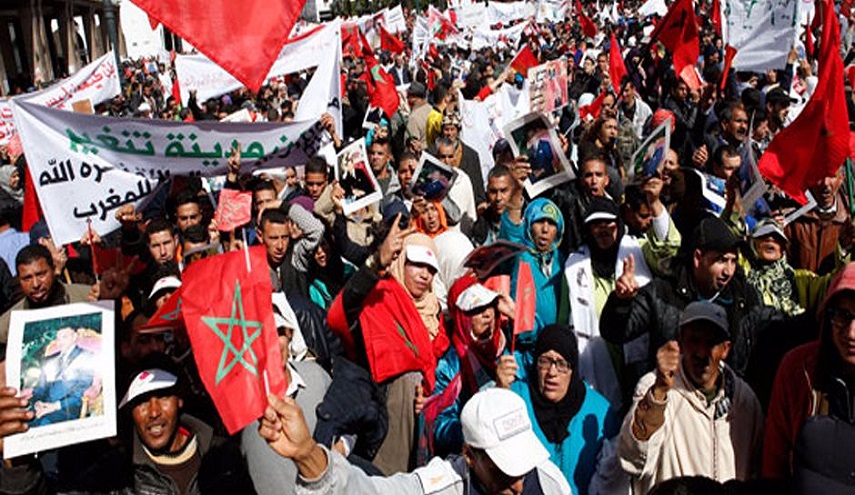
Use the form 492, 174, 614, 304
202, 281, 263, 384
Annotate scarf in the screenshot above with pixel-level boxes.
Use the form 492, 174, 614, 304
414, 201, 449, 238
389, 233, 445, 349
529, 325, 587, 444
523, 198, 565, 278
448, 275, 506, 396
0, 165, 23, 204
747, 257, 802, 316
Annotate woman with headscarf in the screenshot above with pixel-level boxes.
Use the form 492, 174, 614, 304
505, 324, 617, 495
307, 232, 351, 310
504, 198, 566, 374
413, 200, 449, 238
327, 226, 449, 474
425, 274, 514, 459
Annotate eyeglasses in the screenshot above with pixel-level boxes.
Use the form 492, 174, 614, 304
536, 356, 571, 374
827, 307, 855, 329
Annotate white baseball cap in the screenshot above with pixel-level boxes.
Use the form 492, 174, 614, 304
148, 276, 182, 302
461, 388, 549, 477
405, 244, 439, 271
119, 368, 178, 409
456, 283, 501, 313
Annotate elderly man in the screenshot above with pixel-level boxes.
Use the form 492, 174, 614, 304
260, 388, 571, 495
618, 301, 764, 493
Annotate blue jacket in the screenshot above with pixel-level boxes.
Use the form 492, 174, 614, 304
510, 380, 617, 495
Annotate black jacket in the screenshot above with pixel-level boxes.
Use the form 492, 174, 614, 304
600, 260, 778, 387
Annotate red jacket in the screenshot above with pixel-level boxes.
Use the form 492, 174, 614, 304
762, 341, 821, 478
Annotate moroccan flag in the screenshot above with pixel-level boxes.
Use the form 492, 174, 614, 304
711, 0, 722, 36
129, 0, 306, 91
428, 6, 457, 40
650, 0, 700, 90
214, 188, 252, 232
580, 91, 608, 120
805, 15, 815, 58
512, 262, 536, 352
720, 45, 738, 91
360, 31, 400, 119
576, 0, 599, 38
846, 65, 855, 90
510, 45, 539, 77
181, 246, 287, 434
380, 25, 406, 54
341, 23, 363, 58
609, 33, 628, 94
21, 165, 42, 232
758, 0, 849, 204
142, 287, 184, 331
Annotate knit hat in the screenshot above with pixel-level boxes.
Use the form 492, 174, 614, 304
693, 217, 741, 253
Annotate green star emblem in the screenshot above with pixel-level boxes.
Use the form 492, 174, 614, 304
202, 281, 263, 384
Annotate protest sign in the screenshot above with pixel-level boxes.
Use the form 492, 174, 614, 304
471, 22, 529, 50
11, 99, 326, 245
214, 188, 252, 231
18, 52, 121, 110
384, 5, 407, 33
528, 59, 569, 114
463, 240, 526, 280
504, 112, 574, 197
0, 100, 13, 146
486, 1, 535, 25
722, 0, 800, 72
637, 0, 668, 17
0, 53, 121, 146
536, 0, 569, 22
410, 153, 458, 201
457, 2, 487, 28
335, 140, 382, 216
630, 118, 671, 181
5, 301, 116, 458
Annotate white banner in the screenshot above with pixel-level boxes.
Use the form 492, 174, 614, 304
457, 2, 487, 29
175, 20, 340, 105
20, 52, 120, 110
385, 5, 407, 33
486, 1, 536, 25
0, 100, 13, 146
11, 99, 327, 245
1, 53, 121, 146
637, 0, 667, 17
722, 0, 800, 72
536, 0, 568, 23
471, 22, 529, 50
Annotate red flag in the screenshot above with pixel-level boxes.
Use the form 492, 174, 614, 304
511, 262, 536, 353
141, 287, 184, 331
21, 166, 41, 232
510, 45, 539, 77
129, 0, 306, 91
341, 23, 363, 58
213, 188, 252, 232
844, 0, 854, 17
360, 31, 400, 118
609, 33, 628, 94
580, 91, 608, 120
758, 0, 849, 204
181, 246, 287, 434
379, 25, 406, 54
720, 45, 738, 91
846, 65, 855, 90
712, 0, 722, 36
576, 0, 599, 38
650, 0, 700, 90
428, 6, 458, 40
805, 15, 815, 57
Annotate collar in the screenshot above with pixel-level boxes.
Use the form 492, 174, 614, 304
816, 198, 838, 215
285, 362, 306, 397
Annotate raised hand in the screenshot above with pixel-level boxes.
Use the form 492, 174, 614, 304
654, 340, 680, 398
496, 355, 518, 389
377, 213, 416, 269
615, 254, 639, 300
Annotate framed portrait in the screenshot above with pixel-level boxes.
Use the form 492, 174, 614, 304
409, 152, 458, 201
335, 140, 383, 216
630, 118, 671, 182
503, 112, 574, 197
5, 301, 116, 458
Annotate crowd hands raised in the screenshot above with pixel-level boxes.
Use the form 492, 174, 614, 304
1, 1, 855, 494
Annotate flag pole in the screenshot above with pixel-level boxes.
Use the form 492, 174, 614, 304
87, 218, 100, 284
241, 227, 251, 272
846, 158, 855, 216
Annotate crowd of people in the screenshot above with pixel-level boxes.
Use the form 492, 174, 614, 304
0, 0, 854, 494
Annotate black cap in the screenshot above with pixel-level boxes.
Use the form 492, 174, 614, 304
766, 87, 796, 105
584, 196, 620, 224
407, 81, 427, 98
693, 217, 741, 253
